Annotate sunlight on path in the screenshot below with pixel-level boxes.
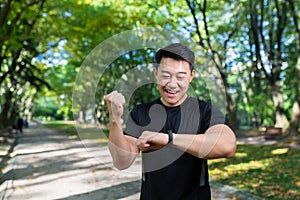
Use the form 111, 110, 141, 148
0, 124, 141, 200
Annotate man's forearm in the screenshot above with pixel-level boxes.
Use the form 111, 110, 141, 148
172, 124, 236, 159
108, 117, 138, 170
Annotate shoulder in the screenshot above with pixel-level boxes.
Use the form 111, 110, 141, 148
185, 97, 211, 111
197, 98, 211, 108
188, 97, 225, 121
131, 98, 160, 113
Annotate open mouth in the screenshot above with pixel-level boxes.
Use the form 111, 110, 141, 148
165, 89, 178, 96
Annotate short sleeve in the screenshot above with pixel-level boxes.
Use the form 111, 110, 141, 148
199, 100, 227, 134
123, 108, 144, 138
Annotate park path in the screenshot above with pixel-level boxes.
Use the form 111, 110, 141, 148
0, 123, 141, 200
0, 123, 250, 200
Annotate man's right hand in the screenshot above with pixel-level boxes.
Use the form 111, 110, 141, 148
105, 91, 125, 119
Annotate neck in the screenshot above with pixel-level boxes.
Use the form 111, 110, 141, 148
160, 94, 188, 107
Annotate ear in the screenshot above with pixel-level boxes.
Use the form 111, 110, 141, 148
153, 67, 158, 80
189, 69, 195, 83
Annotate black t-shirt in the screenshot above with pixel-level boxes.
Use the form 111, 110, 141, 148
124, 97, 226, 200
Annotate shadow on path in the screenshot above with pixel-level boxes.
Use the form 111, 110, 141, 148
57, 180, 140, 200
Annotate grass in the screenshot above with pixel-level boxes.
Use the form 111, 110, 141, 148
44, 121, 300, 199
208, 144, 300, 199
42, 120, 109, 144
42, 121, 77, 135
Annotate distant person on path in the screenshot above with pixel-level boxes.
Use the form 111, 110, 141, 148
105, 43, 236, 200
17, 115, 23, 134
24, 119, 29, 128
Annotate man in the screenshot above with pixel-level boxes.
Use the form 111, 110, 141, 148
17, 116, 23, 134
105, 43, 236, 199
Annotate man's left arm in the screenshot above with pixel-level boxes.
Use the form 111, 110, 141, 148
172, 124, 236, 159
136, 124, 236, 159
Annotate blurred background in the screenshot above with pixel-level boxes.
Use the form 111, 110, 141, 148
1, 0, 300, 132
0, 0, 299, 198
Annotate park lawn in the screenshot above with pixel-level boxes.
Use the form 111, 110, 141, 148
42, 120, 77, 135
208, 144, 300, 199
42, 120, 109, 144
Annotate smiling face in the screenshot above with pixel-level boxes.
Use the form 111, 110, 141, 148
154, 57, 195, 107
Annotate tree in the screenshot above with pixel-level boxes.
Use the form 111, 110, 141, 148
70, 0, 190, 124
248, 0, 290, 128
184, 0, 244, 129
0, 0, 51, 128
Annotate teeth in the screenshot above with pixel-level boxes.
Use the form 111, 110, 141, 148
166, 89, 176, 94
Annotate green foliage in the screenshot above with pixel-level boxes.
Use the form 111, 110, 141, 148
0, 0, 59, 127
209, 144, 300, 198
1, 0, 300, 132
95, 48, 157, 123
33, 97, 64, 120
38, 63, 77, 119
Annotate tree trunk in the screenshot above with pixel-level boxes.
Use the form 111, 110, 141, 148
0, 0, 12, 31
290, 101, 300, 135
271, 82, 289, 128
225, 87, 237, 130
0, 90, 13, 129
77, 108, 87, 124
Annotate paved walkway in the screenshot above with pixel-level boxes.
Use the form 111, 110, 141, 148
0, 124, 141, 200
0, 124, 257, 200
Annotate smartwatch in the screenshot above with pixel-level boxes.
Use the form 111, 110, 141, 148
167, 130, 173, 144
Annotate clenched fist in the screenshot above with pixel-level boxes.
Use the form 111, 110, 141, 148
136, 131, 169, 152
105, 91, 125, 119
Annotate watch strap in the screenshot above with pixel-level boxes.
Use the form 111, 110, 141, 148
167, 130, 173, 144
